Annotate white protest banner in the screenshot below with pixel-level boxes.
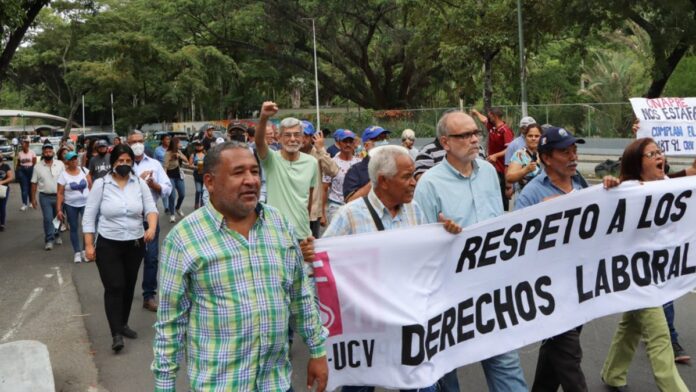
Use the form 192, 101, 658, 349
630, 97, 696, 156
313, 177, 696, 390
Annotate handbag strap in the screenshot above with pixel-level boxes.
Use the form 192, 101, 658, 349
362, 196, 385, 231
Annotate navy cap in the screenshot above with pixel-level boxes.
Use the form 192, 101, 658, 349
95, 139, 109, 147
42, 143, 54, 150
538, 127, 585, 152
361, 125, 389, 142
301, 120, 316, 136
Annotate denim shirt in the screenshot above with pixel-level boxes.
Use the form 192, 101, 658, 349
82, 173, 158, 240
515, 170, 589, 210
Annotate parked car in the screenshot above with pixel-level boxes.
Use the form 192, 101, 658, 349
76, 132, 119, 149
146, 131, 190, 156
0, 137, 13, 159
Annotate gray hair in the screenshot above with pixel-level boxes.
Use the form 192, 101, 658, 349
401, 129, 415, 141
368, 145, 412, 188
436, 110, 465, 138
128, 129, 144, 137
203, 141, 251, 176
279, 117, 301, 135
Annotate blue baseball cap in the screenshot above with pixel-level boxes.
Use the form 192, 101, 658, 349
337, 130, 357, 141
333, 128, 344, 140
538, 127, 585, 152
361, 125, 389, 142
301, 120, 316, 136
65, 151, 78, 160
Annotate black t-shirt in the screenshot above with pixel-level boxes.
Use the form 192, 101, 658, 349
343, 156, 370, 200
0, 163, 10, 181
88, 154, 111, 180
202, 135, 214, 151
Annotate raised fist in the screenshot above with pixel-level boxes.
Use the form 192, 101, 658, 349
260, 101, 279, 119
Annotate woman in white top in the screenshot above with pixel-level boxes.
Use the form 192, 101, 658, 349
57, 151, 92, 263
82, 144, 158, 353
401, 128, 419, 160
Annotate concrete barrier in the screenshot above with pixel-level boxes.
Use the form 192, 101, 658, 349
0, 340, 54, 391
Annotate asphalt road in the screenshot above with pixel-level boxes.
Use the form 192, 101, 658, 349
2, 165, 696, 391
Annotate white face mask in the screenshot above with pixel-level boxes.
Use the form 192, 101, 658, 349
130, 142, 145, 157
373, 140, 389, 148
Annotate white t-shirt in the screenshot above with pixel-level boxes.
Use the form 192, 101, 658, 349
57, 168, 90, 207
323, 155, 361, 204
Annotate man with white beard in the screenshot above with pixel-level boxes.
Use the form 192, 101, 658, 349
255, 101, 319, 242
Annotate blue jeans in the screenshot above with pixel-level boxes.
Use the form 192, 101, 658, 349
168, 177, 185, 214
64, 204, 84, 253
17, 166, 33, 205
663, 301, 678, 343
437, 351, 527, 392
39, 193, 60, 243
342, 386, 437, 392
142, 221, 160, 300
0, 186, 8, 225
194, 179, 204, 207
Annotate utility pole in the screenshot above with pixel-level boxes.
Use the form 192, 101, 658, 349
516, 0, 528, 117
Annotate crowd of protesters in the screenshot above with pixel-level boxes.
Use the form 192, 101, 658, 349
3, 101, 696, 392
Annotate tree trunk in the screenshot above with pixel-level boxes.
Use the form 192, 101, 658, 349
645, 40, 689, 98
0, 1, 50, 87
483, 53, 494, 113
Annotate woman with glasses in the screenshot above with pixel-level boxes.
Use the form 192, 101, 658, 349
600, 137, 688, 391
57, 151, 91, 263
505, 123, 543, 194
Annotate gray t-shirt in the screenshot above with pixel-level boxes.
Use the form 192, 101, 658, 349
88, 154, 111, 180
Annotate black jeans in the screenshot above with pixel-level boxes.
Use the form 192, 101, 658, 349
497, 170, 509, 211
95, 236, 145, 336
531, 327, 587, 392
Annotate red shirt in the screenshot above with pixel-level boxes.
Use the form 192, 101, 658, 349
486, 121, 514, 173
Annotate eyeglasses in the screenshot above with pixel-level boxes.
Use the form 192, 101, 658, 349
643, 150, 664, 159
281, 132, 302, 139
447, 130, 482, 140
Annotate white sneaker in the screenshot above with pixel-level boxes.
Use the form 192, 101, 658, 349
176, 209, 184, 217
55, 237, 63, 245
81, 250, 86, 260
73, 252, 82, 263
169, 215, 176, 223
20, 205, 27, 211
45, 242, 54, 251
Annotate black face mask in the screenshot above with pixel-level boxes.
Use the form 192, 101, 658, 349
230, 133, 246, 142
114, 164, 131, 177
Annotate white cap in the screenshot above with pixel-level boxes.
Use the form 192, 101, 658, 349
215, 137, 225, 145
519, 116, 536, 128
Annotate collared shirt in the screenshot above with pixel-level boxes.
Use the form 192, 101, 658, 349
486, 121, 514, 173
515, 170, 589, 210
323, 189, 425, 237
154, 145, 166, 164
31, 159, 65, 194
342, 156, 369, 200
152, 203, 327, 392
82, 173, 158, 240
133, 154, 172, 202
414, 138, 445, 178
308, 146, 339, 220
414, 157, 502, 226
504, 135, 525, 166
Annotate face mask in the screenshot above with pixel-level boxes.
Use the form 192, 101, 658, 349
130, 143, 145, 156
114, 164, 131, 177
230, 133, 246, 142
374, 140, 389, 147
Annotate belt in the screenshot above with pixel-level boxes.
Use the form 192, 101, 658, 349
39, 192, 57, 196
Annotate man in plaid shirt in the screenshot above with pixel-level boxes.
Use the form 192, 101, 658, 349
152, 142, 328, 391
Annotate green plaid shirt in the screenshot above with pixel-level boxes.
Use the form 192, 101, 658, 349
152, 202, 327, 391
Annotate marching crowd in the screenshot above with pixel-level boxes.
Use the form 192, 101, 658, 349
2, 101, 696, 392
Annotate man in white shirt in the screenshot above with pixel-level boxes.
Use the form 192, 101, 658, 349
127, 130, 172, 312
31, 144, 65, 250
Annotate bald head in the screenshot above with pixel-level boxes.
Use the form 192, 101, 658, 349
437, 111, 476, 138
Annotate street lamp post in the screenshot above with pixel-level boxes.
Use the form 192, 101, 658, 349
303, 18, 321, 132
516, 0, 528, 117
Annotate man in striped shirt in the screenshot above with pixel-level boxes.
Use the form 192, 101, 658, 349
152, 142, 328, 392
